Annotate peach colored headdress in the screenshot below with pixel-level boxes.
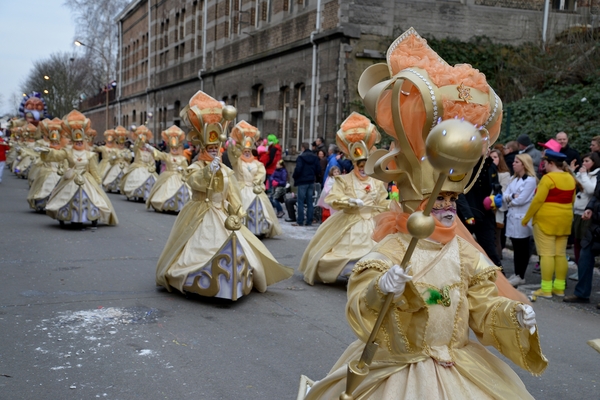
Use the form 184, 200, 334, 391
230, 120, 261, 150
114, 126, 129, 144
131, 125, 153, 144
181, 91, 234, 149
62, 110, 91, 142
161, 125, 186, 149
336, 112, 380, 162
40, 118, 66, 144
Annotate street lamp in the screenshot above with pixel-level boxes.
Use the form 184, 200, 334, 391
44, 75, 50, 80
75, 40, 111, 132
43, 90, 49, 94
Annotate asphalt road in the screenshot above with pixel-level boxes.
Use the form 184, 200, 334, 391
0, 172, 598, 400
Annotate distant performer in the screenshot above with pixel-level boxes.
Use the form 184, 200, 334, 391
119, 125, 158, 201
228, 120, 282, 238
38, 110, 118, 228
299, 113, 389, 285
102, 126, 132, 193
94, 129, 119, 180
155, 91, 292, 301
145, 125, 191, 213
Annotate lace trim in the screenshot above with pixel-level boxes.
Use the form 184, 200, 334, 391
353, 259, 390, 275
470, 266, 500, 287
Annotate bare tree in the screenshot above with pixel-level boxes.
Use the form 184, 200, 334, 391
63, 0, 129, 91
21, 53, 96, 118
8, 93, 22, 116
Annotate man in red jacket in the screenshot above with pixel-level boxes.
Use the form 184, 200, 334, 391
264, 134, 282, 190
0, 130, 10, 183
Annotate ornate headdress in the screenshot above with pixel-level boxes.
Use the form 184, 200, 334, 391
114, 126, 129, 144
87, 129, 97, 145
181, 90, 236, 149
40, 118, 65, 144
104, 129, 116, 143
161, 125, 186, 149
23, 123, 38, 141
336, 112, 380, 163
63, 110, 91, 142
131, 125, 153, 144
360, 28, 502, 212
230, 120, 261, 150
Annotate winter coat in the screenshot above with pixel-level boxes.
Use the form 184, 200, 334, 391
503, 175, 537, 239
574, 168, 599, 215
293, 150, 320, 186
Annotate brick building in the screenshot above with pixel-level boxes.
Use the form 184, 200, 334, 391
81, 0, 599, 151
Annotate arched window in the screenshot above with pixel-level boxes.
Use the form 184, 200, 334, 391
280, 86, 291, 153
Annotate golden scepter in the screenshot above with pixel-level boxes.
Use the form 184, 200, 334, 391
340, 118, 488, 400
204, 105, 237, 202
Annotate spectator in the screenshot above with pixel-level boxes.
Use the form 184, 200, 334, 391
503, 141, 519, 175
292, 142, 320, 226
317, 149, 327, 183
503, 154, 538, 287
317, 165, 341, 222
323, 144, 341, 185
490, 149, 511, 258
338, 151, 354, 174
590, 136, 600, 155
556, 131, 581, 170
464, 155, 503, 268
564, 170, 600, 308
270, 159, 288, 218
264, 134, 282, 189
522, 150, 576, 298
0, 130, 9, 183
314, 136, 326, 155
571, 153, 600, 270
517, 134, 542, 172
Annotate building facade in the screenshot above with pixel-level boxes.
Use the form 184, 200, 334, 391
81, 0, 599, 151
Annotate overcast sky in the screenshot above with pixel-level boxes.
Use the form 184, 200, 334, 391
0, 1, 77, 116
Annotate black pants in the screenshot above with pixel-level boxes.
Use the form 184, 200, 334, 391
470, 211, 502, 267
285, 198, 297, 221
511, 237, 532, 279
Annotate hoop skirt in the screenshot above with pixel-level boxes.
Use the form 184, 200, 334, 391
146, 152, 191, 212
119, 145, 158, 200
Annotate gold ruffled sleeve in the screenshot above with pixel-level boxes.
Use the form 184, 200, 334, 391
87, 152, 102, 185
40, 148, 68, 163
152, 148, 168, 162
467, 251, 548, 375
254, 161, 267, 186
325, 175, 352, 211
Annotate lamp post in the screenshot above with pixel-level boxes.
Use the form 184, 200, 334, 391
75, 40, 111, 132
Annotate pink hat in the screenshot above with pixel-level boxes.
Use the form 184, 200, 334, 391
537, 138, 561, 153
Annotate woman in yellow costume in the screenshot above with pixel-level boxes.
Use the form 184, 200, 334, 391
119, 125, 158, 201
102, 126, 132, 193
27, 120, 52, 186
299, 113, 389, 285
27, 118, 68, 211
37, 110, 118, 228
301, 28, 546, 400
155, 91, 293, 301
94, 129, 118, 180
228, 120, 282, 238
145, 125, 191, 212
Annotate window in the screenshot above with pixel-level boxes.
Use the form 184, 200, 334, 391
296, 84, 306, 151
231, 95, 238, 125
256, 85, 264, 107
281, 87, 291, 152
180, 42, 185, 58
173, 101, 181, 119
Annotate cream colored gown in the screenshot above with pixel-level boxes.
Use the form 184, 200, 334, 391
42, 148, 118, 225
299, 173, 389, 285
27, 158, 67, 211
27, 139, 50, 186
102, 147, 132, 192
14, 141, 36, 178
303, 233, 547, 400
95, 145, 119, 180
119, 143, 158, 200
230, 155, 282, 238
145, 151, 191, 212
155, 160, 293, 300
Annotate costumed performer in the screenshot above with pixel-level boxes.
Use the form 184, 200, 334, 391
37, 110, 118, 228
27, 118, 69, 211
228, 120, 282, 238
299, 112, 389, 285
102, 125, 132, 193
301, 28, 546, 400
145, 125, 191, 212
155, 91, 293, 301
27, 120, 52, 186
6, 119, 25, 167
14, 123, 38, 179
94, 129, 118, 180
119, 125, 158, 201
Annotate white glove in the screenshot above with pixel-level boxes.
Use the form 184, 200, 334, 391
145, 143, 154, 151
209, 158, 221, 172
177, 166, 183, 172
111, 155, 117, 160
378, 265, 413, 301
348, 198, 365, 207
516, 304, 536, 334
34, 147, 49, 153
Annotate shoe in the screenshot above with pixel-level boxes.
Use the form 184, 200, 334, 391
532, 263, 541, 274
277, 211, 285, 218
568, 272, 579, 281
552, 289, 564, 297
292, 223, 303, 226
285, 218, 296, 222
563, 295, 589, 303
532, 289, 552, 299
507, 274, 520, 287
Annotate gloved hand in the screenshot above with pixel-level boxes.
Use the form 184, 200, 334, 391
494, 193, 503, 208
348, 198, 365, 207
378, 265, 413, 301
34, 147, 49, 153
145, 143, 154, 151
209, 157, 221, 172
177, 166, 183, 172
111, 155, 117, 160
483, 195, 496, 210
516, 304, 536, 334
